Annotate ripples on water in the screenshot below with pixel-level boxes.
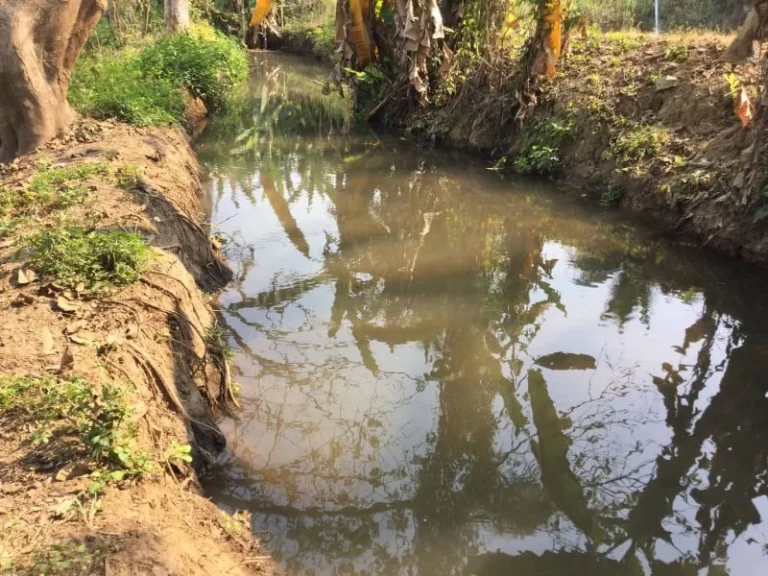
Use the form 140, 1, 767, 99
197, 52, 768, 576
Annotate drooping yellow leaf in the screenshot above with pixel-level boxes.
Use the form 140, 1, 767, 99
250, 0, 272, 26
348, 0, 375, 67
735, 87, 754, 128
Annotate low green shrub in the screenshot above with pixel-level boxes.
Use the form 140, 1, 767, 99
138, 24, 248, 111
69, 23, 248, 124
69, 50, 184, 126
600, 185, 625, 206
28, 228, 151, 291
514, 117, 574, 176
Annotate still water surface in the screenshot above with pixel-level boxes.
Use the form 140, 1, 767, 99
198, 52, 768, 575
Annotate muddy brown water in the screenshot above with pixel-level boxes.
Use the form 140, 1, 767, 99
197, 52, 768, 576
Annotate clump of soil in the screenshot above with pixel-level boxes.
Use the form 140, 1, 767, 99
0, 120, 274, 575
390, 32, 768, 266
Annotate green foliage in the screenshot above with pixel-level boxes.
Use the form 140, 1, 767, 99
0, 162, 109, 239
609, 124, 669, 166
138, 25, 248, 111
1, 162, 107, 214
69, 50, 184, 126
514, 146, 561, 175
282, 16, 336, 58
28, 228, 151, 291
307, 21, 336, 56
0, 376, 154, 483
205, 322, 234, 359
31, 543, 100, 575
167, 440, 194, 465
664, 44, 689, 62
70, 24, 247, 125
600, 185, 625, 206
514, 117, 574, 176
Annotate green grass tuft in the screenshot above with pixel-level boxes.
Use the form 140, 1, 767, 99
0, 162, 109, 240
28, 228, 151, 291
0, 375, 154, 484
138, 26, 248, 112
609, 124, 669, 166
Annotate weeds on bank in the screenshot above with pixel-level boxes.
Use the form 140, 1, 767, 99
69, 23, 247, 126
600, 185, 625, 206
205, 322, 234, 360
139, 26, 248, 112
0, 376, 155, 486
513, 117, 575, 176
0, 162, 109, 239
28, 228, 151, 291
608, 124, 669, 167
30, 542, 106, 575
69, 50, 184, 126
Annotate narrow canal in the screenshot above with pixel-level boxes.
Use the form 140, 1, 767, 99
197, 51, 768, 576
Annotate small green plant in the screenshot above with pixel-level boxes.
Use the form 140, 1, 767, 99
664, 44, 689, 62
514, 145, 560, 175
0, 376, 155, 486
610, 124, 669, 166
28, 162, 109, 203
205, 322, 233, 359
600, 185, 624, 206
28, 227, 151, 291
32, 543, 98, 575
0, 162, 108, 232
513, 116, 574, 176
167, 440, 193, 465
115, 164, 145, 188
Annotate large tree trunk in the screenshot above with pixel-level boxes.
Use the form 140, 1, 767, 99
165, 0, 190, 32
725, 0, 768, 64
0, 0, 107, 163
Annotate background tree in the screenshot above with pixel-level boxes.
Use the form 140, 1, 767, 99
165, 0, 190, 31
0, 0, 107, 163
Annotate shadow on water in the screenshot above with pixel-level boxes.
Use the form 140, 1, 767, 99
197, 52, 768, 576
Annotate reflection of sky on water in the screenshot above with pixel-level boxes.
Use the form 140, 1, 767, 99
198, 53, 768, 576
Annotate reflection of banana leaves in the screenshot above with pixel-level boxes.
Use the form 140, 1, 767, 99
261, 174, 311, 258
528, 369, 603, 542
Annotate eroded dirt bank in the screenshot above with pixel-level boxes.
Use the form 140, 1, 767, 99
381, 33, 768, 266
0, 120, 273, 575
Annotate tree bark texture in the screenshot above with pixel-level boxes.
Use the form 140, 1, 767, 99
725, 0, 768, 64
0, 0, 107, 163
165, 0, 190, 32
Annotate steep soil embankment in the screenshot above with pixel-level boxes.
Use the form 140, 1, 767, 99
392, 33, 768, 266
0, 121, 273, 575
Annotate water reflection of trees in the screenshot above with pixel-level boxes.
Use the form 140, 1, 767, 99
201, 57, 768, 576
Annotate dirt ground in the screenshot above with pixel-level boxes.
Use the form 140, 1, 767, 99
0, 120, 274, 575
